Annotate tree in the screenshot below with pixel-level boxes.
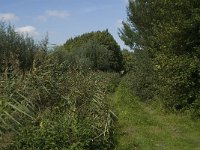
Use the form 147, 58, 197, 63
0, 21, 48, 79
119, 0, 157, 101
120, 0, 200, 112
64, 30, 123, 72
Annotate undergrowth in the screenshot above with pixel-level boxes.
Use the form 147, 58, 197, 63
1, 69, 120, 150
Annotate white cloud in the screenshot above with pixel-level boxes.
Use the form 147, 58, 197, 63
15, 26, 39, 37
37, 10, 70, 21
0, 13, 19, 21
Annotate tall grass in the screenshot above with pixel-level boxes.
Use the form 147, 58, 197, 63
1, 67, 119, 149
0, 78, 35, 133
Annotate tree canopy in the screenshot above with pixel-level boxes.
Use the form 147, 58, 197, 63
120, 0, 200, 112
64, 30, 123, 72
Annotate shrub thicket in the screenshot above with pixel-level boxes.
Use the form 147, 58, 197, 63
2, 50, 119, 149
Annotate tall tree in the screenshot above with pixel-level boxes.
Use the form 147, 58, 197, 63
120, 0, 200, 111
119, 0, 157, 101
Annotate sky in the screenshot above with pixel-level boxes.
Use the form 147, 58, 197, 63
0, 0, 129, 49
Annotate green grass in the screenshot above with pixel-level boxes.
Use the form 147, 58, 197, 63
110, 84, 200, 150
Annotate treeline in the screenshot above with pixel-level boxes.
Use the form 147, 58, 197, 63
120, 0, 200, 117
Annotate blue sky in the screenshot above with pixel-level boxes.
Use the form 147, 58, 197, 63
0, 0, 128, 48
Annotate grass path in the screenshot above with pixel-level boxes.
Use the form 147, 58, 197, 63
110, 84, 200, 150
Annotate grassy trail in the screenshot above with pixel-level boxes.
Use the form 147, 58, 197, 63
110, 84, 200, 150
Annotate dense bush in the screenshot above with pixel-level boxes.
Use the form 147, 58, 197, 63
3, 63, 118, 149
121, 49, 135, 73
121, 49, 156, 101
64, 30, 123, 72
154, 53, 200, 112
72, 40, 113, 71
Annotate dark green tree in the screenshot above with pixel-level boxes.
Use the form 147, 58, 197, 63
120, 0, 200, 112
119, 0, 157, 101
64, 30, 123, 72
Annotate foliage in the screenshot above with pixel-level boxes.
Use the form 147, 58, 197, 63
121, 48, 156, 101
154, 53, 200, 109
64, 30, 123, 72
121, 49, 135, 73
8, 107, 114, 150
0, 21, 49, 135
72, 40, 115, 71
0, 22, 118, 149
0, 21, 48, 80
3, 62, 118, 149
119, 0, 200, 114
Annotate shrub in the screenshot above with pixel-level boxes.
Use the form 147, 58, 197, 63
5, 69, 117, 149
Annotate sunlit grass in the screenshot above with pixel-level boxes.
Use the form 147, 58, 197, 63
110, 84, 200, 150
